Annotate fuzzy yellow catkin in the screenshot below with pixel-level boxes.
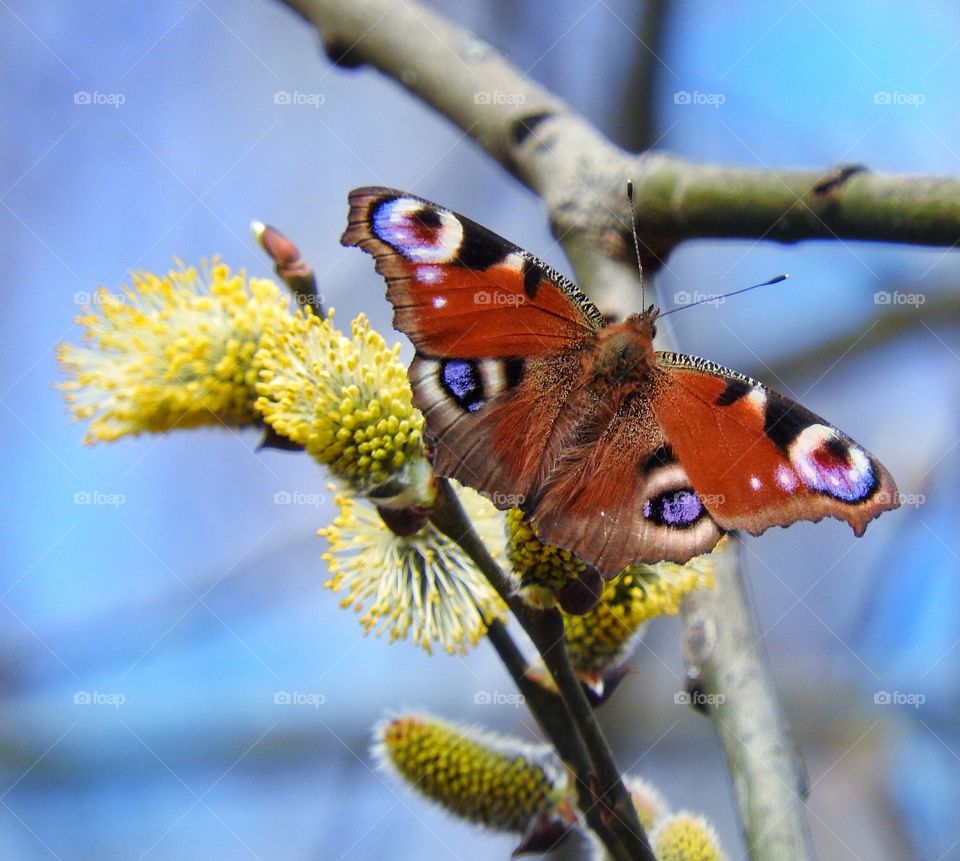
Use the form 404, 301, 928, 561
652, 812, 729, 861
255, 310, 426, 492
375, 713, 564, 833
59, 261, 293, 442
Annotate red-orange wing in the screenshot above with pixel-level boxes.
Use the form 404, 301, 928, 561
650, 352, 899, 537
341, 187, 602, 358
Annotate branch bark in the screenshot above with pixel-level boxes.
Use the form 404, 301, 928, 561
430, 481, 656, 861
681, 537, 816, 860
281, 0, 960, 277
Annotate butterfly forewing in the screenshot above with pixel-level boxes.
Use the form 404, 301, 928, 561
651, 352, 899, 536
341, 187, 603, 358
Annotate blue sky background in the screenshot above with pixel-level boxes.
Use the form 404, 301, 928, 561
2, 1, 959, 859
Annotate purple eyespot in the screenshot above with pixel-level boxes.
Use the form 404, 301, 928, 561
644, 488, 704, 529
439, 359, 485, 412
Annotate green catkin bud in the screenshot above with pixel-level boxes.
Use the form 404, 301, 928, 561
373, 713, 567, 833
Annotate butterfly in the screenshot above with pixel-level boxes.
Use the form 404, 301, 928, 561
342, 187, 899, 578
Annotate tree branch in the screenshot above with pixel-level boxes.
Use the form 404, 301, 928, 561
681, 537, 816, 860
280, 0, 960, 273
430, 481, 656, 861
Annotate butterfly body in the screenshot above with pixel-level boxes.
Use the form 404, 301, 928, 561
343, 187, 899, 577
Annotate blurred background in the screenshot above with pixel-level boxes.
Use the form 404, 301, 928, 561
3, 1, 959, 858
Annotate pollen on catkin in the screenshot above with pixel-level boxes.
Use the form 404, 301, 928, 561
373, 712, 567, 833
652, 812, 729, 861
320, 485, 507, 655
563, 542, 720, 678
506, 508, 587, 608
256, 310, 431, 504
58, 261, 294, 443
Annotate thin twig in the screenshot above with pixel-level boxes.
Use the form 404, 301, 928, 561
430, 480, 656, 861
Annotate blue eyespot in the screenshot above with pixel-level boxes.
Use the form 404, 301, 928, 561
643, 488, 704, 529
440, 359, 485, 412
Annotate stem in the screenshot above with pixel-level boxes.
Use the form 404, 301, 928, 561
431, 480, 655, 861
680, 537, 816, 861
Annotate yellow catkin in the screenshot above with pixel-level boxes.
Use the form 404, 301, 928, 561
256, 311, 427, 495
652, 812, 729, 861
319, 486, 507, 655
59, 261, 294, 443
376, 713, 563, 832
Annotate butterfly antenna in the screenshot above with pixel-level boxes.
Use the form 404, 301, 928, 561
626, 180, 646, 308
659, 274, 790, 317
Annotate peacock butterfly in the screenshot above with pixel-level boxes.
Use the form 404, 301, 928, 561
342, 187, 899, 578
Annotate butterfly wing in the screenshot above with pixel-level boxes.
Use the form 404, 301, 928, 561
343, 187, 604, 505
342, 187, 604, 357
525, 387, 725, 577
650, 352, 899, 537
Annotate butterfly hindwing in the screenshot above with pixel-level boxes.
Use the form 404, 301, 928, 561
408, 352, 583, 505
525, 387, 724, 575
341, 187, 603, 358
651, 352, 899, 536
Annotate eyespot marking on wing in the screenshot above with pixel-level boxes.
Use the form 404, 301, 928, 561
789, 424, 878, 503
372, 197, 464, 264
439, 359, 485, 413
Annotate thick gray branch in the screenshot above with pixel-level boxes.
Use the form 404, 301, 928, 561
681, 537, 816, 860
282, 0, 960, 276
